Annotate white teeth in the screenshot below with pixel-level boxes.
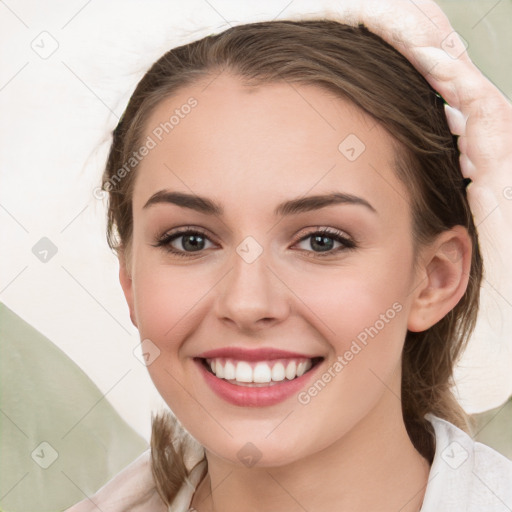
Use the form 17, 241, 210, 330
205, 357, 317, 384
235, 361, 253, 382
297, 360, 312, 377
215, 360, 225, 378
271, 362, 285, 382
253, 362, 272, 383
224, 360, 236, 380
285, 360, 297, 380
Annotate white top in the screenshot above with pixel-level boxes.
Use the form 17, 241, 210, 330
65, 414, 512, 511
176, 413, 512, 512
418, 413, 512, 511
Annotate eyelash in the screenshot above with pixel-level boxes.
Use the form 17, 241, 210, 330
152, 226, 357, 259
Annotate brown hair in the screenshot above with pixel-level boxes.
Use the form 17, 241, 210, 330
102, 19, 483, 505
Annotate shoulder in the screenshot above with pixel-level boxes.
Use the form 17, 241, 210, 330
421, 413, 512, 512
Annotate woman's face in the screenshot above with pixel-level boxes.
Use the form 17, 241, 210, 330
120, 73, 424, 467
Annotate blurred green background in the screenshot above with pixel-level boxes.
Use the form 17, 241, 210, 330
437, 0, 512, 101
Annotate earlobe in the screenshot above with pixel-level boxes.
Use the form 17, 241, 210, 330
118, 250, 138, 329
407, 226, 472, 332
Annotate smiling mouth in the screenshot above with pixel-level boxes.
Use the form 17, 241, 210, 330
197, 356, 324, 387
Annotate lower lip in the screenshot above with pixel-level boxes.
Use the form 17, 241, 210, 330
194, 358, 323, 407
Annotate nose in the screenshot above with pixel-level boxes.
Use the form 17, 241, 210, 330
214, 245, 290, 333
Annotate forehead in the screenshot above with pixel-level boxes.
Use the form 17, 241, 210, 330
132, 73, 409, 220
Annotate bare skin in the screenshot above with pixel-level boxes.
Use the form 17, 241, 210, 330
118, 73, 471, 512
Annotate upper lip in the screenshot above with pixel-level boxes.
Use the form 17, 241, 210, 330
195, 347, 322, 361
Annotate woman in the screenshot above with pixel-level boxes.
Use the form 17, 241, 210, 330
66, 1, 512, 511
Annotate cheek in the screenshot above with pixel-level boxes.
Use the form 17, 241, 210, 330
287, 251, 412, 408
284, 271, 409, 448
130, 250, 220, 410
131, 264, 199, 413
132, 251, 211, 343
291, 253, 410, 348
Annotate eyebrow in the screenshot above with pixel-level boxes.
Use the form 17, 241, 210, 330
142, 190, 377, 216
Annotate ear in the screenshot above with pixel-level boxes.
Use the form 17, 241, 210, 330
407, 225, 472, 332
118, 248, 138, 329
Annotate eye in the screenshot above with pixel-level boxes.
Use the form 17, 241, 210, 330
152, 226, 356, 259
293, 227, 356, 257
152, 227, 215, 257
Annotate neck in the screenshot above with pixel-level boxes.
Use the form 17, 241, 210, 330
191, 378, 432, 512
